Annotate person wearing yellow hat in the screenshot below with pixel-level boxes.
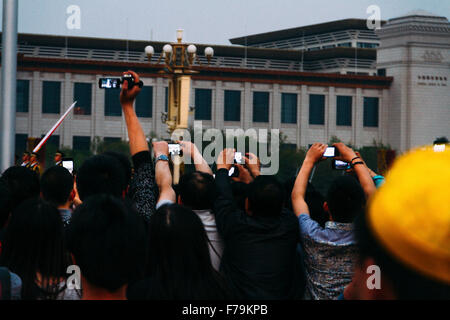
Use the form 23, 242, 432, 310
342, 146, 450, 299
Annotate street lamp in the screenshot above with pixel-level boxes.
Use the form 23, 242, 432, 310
144, 30, 214, 133
144, 30, 214, 183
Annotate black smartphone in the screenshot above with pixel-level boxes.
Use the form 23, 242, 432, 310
62, 158, 74, 174
332, 159, 351, 170
228, 166, 239, 178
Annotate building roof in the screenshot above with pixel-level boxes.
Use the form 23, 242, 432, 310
13, 33, 375, 62
229, 19, 386, 46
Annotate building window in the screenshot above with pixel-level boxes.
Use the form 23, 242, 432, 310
17, 80, 30, 113
357, 42, 378, 49
224, 90, 241, 122
195, 89, 212, 120
309, 94, 325, 125
15, 134, 28, 155
336, 96, 352, 126
104, 137, 122, 145
338, 42, 352, 48
281, 93, 297, 124
42, 81, 61, 114
136, 86, 153, 118
104, 88, 122, 116
364, 97, 379, 127
253, 91, 270, 123
73, 83, 92, 115
73, 136, 91, 152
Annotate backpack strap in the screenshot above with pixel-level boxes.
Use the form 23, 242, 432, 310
0, 267, 11, 300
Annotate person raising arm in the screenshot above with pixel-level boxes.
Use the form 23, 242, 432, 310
120, 70, 157, 221
178, 140, 213, 175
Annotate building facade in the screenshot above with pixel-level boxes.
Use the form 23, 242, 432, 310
6, 11, 449, 155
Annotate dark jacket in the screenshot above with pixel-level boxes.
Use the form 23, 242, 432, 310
213, 169, 304, 300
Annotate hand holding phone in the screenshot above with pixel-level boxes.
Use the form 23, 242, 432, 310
323, 147, 339, 158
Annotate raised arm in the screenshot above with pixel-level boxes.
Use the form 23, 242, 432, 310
291, 143, 327, 216
213, 149, 238, 238
120, 70, 148, 156
334, 143, 376, 199
179, 140, 213, 175
152, 141, 176, 204
120, 70, 157, 221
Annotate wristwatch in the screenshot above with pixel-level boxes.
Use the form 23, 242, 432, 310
156, 154, 169, 163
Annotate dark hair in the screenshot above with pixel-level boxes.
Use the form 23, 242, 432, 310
178, 172, 215, 210
55, 150, 65, 157
355, 212, 450, 299
247, 176, 285, 217
66, 195, 147, 293
305, 183, 328, 227
76, 155, 126, 201
41, 166, 74, 207
31, 152, 39, 160
144, 204, 232, 299
0, 180, 12, 229
326, 176, 365, 223
0, 198, 71, 300
0, 166, 40, 213
102, 151, 132, 189
433, 137, 449, 144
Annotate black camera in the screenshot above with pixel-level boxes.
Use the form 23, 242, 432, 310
98, 74, 143, 89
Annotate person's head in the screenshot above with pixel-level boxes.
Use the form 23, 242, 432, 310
433, 136, 449, 145
145, 203, 230, 299
22, 151, 30, 162
0, 180, 12, 229
325, 175, 365, 223
40, 166, 75, 208
102, 151, 132, 189
177, 171, 215, 210
246, 175, 285, 217
76, 154, 126, 201
0, 166, 40, 213
30, 152, 39, 163
54, 150, 64, 163
0, 198, 70, 300
66, 195, 147, 295
351, 147, 450, 300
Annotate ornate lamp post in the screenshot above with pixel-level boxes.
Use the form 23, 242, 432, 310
144, 29, 214, 133
144, 30, 214, 183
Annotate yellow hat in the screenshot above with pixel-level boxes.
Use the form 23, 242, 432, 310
368, 146, 450, 284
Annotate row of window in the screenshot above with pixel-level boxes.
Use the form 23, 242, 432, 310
196, 89, 379, 127
16, 80, 153, 118
16, 80, 378, 127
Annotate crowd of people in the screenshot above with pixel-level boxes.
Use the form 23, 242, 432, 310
0, 71, 448, 300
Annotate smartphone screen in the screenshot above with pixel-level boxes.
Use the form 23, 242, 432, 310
334, 160, 351, 170
323, 147, 336, 158
98, 78, 121, 89
62, 158, 74, 174
168, 144, 181, 156
234, 152, 243, 164
433, 144, 446, 152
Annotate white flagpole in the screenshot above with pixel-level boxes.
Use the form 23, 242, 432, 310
33, 101, 77, 153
